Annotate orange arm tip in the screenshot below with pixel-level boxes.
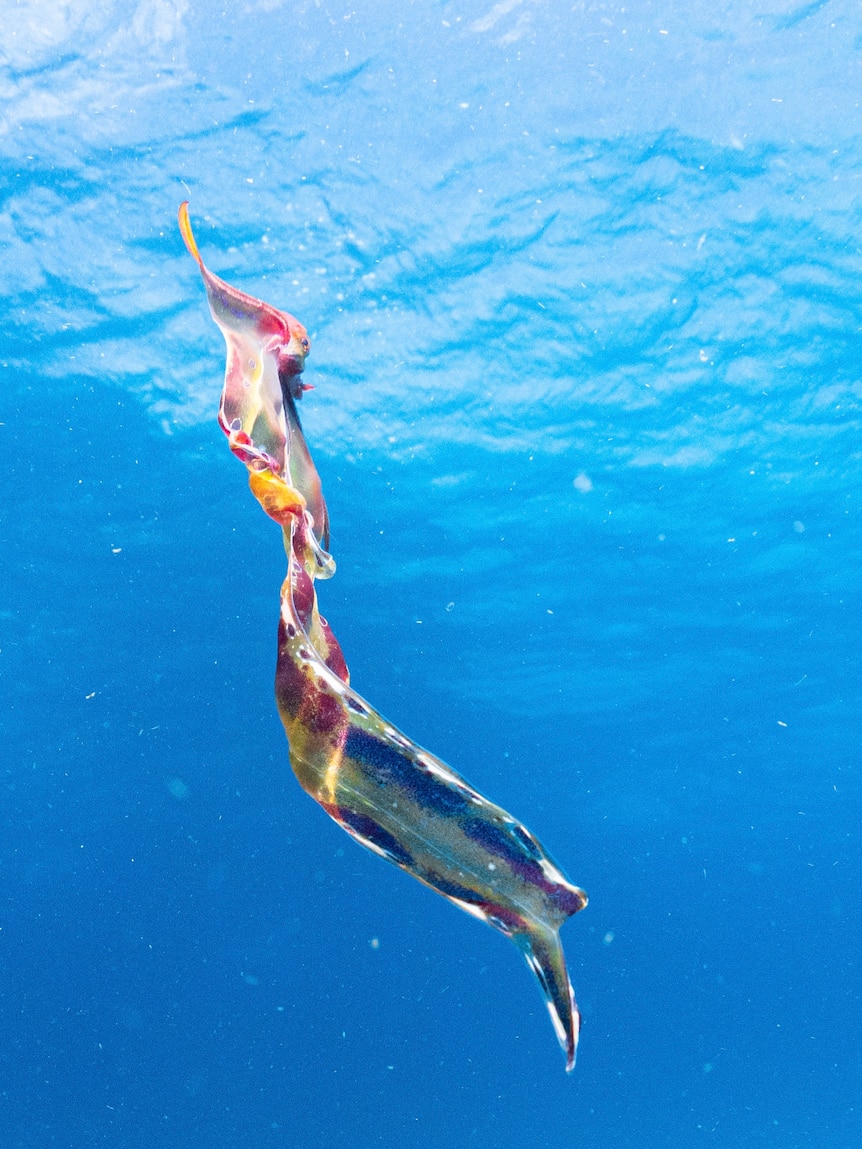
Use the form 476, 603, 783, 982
248, 468, 307, 525
177, 201, 203, 267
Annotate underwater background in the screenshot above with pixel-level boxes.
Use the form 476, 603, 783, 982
1, 1, 860, 1146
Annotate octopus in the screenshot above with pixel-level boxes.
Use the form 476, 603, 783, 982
178, 202, 588, 1069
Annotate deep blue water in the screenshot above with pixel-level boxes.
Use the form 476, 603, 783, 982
2, 1, 860, 1146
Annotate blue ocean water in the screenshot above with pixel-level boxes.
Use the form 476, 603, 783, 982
1, 1, 860, 1145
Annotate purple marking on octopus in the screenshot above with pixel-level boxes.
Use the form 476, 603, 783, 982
337, 808, 415, 867
461, 817, 545, 878
344, 728, 468, 815
427, 874, 487, 904
550, 884, 587, 917
509, 823, 545, 861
